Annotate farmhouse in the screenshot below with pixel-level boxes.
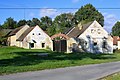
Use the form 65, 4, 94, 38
64, 20, 113, 53
7, 25, 52, 49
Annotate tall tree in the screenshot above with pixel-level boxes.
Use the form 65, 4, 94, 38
0, 25, 2, 30
74, 4, 104, 26
53, 13, 74, 33
26, 20, 32, 26
26, 18, 41, 27
112, 21, 120, 36
17, 19, 27, 27
40, 16, 52, 31
47, 24, 56, 36
31, 18, 41, 26
2, 17, 17, 29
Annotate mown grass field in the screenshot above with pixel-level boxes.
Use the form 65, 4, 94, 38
0, 46, 120, 75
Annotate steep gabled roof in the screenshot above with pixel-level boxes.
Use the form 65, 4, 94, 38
66, 21, 93, 38
8, 26, 24, 36
16, 27, 35, 41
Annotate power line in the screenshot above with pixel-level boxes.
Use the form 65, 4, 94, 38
0, 7, 120, 10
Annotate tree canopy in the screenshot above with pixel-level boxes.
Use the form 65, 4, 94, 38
40, 16, 52, 31
17, 19, 27, 27
53, 13, 74, 33
112, 21, 120, 36
74, 4, 104, 26
2, 17, 17, 29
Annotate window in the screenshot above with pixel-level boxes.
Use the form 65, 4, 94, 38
38, 33, 41, 35
93, 42, 97, 46
103, 41, 106, 48
29, 43, 34, 48
97, 29, 101, 34
42, 43, 45, 48
91, 29, 94, 33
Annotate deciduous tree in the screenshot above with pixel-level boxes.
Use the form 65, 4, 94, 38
112, 21, 120, 36
74, 4, 104, 26
2, 17, 17, 29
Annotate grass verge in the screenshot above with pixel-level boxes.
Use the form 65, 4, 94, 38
99, 72, 120, 80
0, 46, 120, 75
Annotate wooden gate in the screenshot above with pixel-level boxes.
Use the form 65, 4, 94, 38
53, 40, 67, 52
51, 33, 69, 52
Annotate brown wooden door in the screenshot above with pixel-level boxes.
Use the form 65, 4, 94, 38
53, 40, 67, 52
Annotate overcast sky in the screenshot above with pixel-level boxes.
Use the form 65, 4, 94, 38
0, 0, 120, 33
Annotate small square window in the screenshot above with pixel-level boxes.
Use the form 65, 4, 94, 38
97, 29, 101, 34
91, 29, 94, 33
29, 43, 34, 48
38, 33, 41, 35
93, 42, 97, 46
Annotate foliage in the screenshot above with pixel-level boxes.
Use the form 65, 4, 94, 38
31, 18, 41, 27
74, 4, 104, 26
0, 31, 7, 45
112, 21, 120, 36
40, 16, 52, 31
26, 18, 41, 27
46, 24, 56, 36
0, 47, 120, 75
53, 13, 74, 33
17, 19, 27, 27
2, 17, 17, 29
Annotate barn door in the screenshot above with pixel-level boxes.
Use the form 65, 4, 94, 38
53, 40, 67, 52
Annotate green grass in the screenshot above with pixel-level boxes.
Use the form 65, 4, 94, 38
100, 72, 120, 80
0, 46, 120, 75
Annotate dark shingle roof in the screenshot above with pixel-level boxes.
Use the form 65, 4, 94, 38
66, 21, 93, 38
8, 26, 24, 36
16, 27, 35, 41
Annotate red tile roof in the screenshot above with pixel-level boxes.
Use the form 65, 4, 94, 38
113, 36, 119, 45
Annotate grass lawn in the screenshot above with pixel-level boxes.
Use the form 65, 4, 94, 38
100, 72, 120, 80
0, 47, 120, 75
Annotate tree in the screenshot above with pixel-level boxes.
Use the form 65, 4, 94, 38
2, 17, 17, 29
0, 25, 2, 30
74, 4, 104, 26
26, 20, 32, 26
26, 18, 41, 27
40, 16, 52, 31
53, 13, 74, 33
112, 21, 120, 36
31, 18, 41, 27
17, 19, 27, 27
47, 24, 56, 36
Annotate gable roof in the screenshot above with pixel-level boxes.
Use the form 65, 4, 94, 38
16, 27, 35, 41
113, 36, 119, 45
8, 26, 24, 36
66, 21, 93, 38
0, 29, 13, 37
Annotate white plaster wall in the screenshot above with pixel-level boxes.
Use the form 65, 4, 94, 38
118, 41, 120, 50
78, 21, 113, 53
23, 25, 52, 49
